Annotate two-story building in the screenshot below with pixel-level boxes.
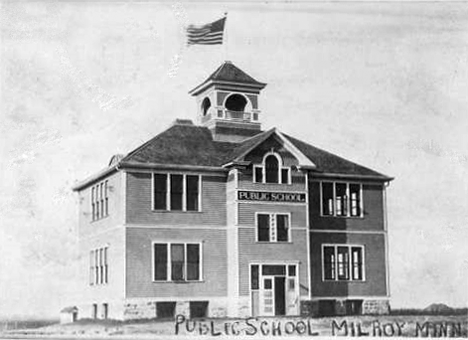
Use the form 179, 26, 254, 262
72, 61, 393, 320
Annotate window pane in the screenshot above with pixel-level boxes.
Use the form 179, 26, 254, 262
337, 246, 350, 280
350, 184, 361, 217
323, 246, 335, 280
154, 174, 167, 210
276, 214, 289, 242
257, 214, 270, 241
262, 265, 286, 276
170, 175, 183, 211
281, 168, 289, 184
265, 155, 279, 183
351, 247, 363, 280
251, 265, 259, 290
336, 183, 347, 216
171, 244, 185, 280
154, 244, 167, 280
186, 244, 200, 280
322, 183, 334, 215
288, 265, 296, 277
264, 278, 272, 290
254, 167, 263, 183
186, 176, 199, 211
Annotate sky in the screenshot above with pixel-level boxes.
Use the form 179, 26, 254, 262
1, 1, 468, 319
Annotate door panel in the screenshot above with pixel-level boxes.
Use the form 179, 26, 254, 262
260, 277, 275, 316
274, 276, 286, 316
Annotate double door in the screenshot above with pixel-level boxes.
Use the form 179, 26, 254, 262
254, 264, 299, 316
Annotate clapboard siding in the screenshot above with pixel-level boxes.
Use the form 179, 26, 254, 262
78, 171, 123, 238
237, 203, 307, 228
310, 232, 387, 297
125, 227, 227, 298
309, 181, 385, 231
125, 172, 227, 226
238, 228, 309, 296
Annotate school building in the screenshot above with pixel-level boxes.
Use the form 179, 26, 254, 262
72, 61, 393, 320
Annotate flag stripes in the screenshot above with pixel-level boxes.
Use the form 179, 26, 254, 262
186, 17, 226, 45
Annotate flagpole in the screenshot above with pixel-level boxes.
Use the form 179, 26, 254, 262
223, 12, 228, 62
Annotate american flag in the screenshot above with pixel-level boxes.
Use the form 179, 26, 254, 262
186, 17, 226, 45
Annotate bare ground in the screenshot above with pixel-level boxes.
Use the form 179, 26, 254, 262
1, 314, 467, 338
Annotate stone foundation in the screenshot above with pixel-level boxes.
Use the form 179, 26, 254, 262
300, 299, 390, 317
362, 299, 390, 315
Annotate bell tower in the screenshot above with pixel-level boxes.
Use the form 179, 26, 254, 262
189, 61, 267, 143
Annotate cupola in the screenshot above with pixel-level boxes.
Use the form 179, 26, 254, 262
189, 61, 267, 143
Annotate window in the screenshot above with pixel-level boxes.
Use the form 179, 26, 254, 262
91, 180, 109, 221
321, 182, 363, 217
153, 242, 202, 282
256, 213, 290, 242
322, 245, 364, 281
90, 246, 108, 285
253, 153, 291, 184
153, 174, 201, 212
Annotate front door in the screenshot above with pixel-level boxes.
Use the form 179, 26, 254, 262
260, 276, 275, 316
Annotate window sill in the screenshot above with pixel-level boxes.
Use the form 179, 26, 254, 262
320, 215, 364, 219
151, 210, 203, 214
152, 280, 204, 284
255, 241, 293, 244
91, 215, 110, 223
322, 279, 366, 283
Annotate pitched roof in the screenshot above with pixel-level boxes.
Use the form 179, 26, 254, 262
74, 122, 391, 190
283, 134, 391, 179
121, 123, 238, 167
189, 61, 266, 95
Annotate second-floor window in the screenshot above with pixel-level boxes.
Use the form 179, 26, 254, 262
91, 181, 109, 221
153, 174, 201, 211
321, 182, 362, 217
323, 244, 364, 281
256, 213, 290, 242
90, 246, 108, 285
153, 242, 202, 282
253, 153, 291, 184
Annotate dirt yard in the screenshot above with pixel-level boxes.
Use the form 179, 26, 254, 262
2, 314, 467, 338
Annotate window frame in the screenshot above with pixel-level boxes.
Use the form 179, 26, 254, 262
321, 244, 365, 282
255, 212, 292, 243
253, 152, 291, 185
89, 246, 109, 286
319, 181, 364, 218
151, 173, 202, 212
152, 241, 203, 283
91, 180, 109, 221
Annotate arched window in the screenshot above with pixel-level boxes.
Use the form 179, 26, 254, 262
253, 153, 291, 184
225, 94, 247, 112
201, 97, 211, 116
265, 155, 279, 183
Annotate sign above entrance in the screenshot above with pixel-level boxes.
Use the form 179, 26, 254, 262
238, 190, 306, 203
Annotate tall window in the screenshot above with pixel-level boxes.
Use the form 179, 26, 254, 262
322, 245, 364, 281
91, 180, 109, 221
256, 213, 290, 242
321, 182, 363, 217
153, 174, 200, 212
90, 246, 108, 285
253, 153, 291, 184
265, 155, 279, 183
153, 243, 202, 282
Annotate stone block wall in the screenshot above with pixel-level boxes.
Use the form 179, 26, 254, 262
362, 299, 390, 315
